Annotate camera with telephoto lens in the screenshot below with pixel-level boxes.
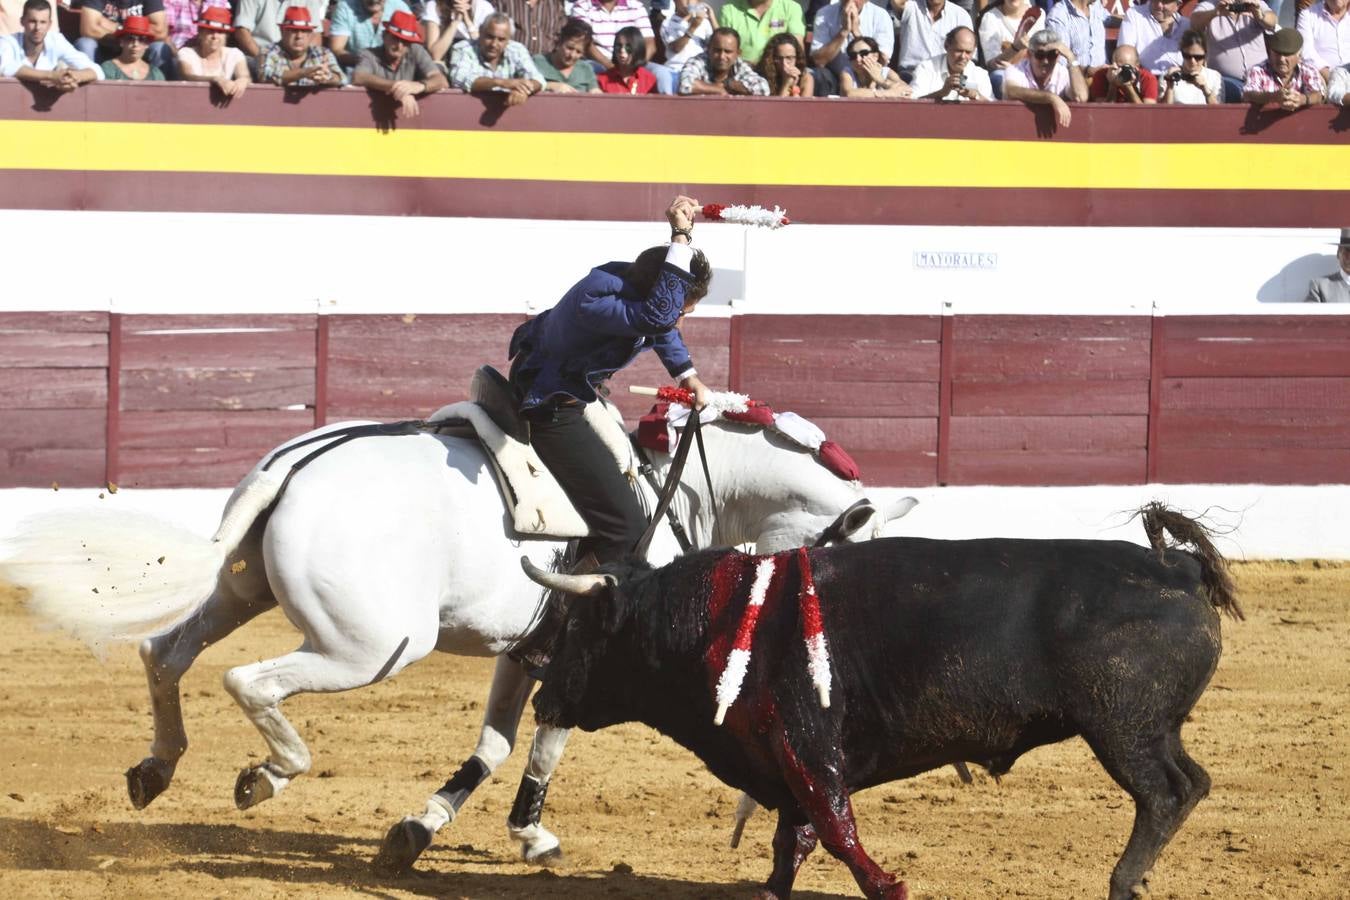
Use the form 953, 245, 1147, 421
1165, 70, 1183, 84
1117, 64, 1138, 83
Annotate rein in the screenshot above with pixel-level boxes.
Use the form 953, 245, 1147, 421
632, 410, 721, 560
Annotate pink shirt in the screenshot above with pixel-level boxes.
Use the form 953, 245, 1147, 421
1004, 56, 1072, 97
178, 44, 247, 78
1298, 2, 1350, 72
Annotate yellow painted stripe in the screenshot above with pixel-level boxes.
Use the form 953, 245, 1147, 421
2, 119, 1347, 191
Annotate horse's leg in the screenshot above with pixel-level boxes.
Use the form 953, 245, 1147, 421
224, 635, 425, 809
506, 721, 571, 862
128, 528, 276, 809
375, 654, 537, 874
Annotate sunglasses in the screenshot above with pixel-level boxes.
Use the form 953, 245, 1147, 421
847, 48, 873, 59
1182, 52, 1206, 60
1033, 50, 1059, 61
775, 53, 797, 62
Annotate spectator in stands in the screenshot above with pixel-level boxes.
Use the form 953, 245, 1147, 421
570, 0, 676, 94
259, 7, 345, 86
1305, 229, 1350, 303
840, 33, 913, 95
1047, 0, 1107, 74
892, 0, 972, 81
1160, 28, 1222, 102
177, 5, 250, 97
912, 24, 992, 99
1119, 0, 1189, 75
1088, 43, 1159, 100
235, 0, 328, 65
495, 0, 569, 58
597, 24, 657, 91
719, 0, 805, 67
78, 0, 173, 76
1243, 27, 1324, 106
534, 17, 601, 92
678, 25, 770, 93
99, 13, 165, 78
1187, 0, 1276, 101
449, 11, 545, 105
1329, 61, 1350, 104
811, 0, 894, 95
661, 0, 716, 77
330, 0, 412, 70
756, 31, 814, 95
0, 0, 102, 88
1297, 0, 1349, 84
1004, 28, 1088, 125
353, 9, 447, 116
979, 0, 1044, 98
163, 0, 228, 52
424, 0, 493, 66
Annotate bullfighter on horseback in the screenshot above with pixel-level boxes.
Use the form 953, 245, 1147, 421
507, 194, 713, 566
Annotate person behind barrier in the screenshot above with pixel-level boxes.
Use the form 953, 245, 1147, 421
259, 6, 346, 86
353, 9, 447, 116
810, 0, 894, 95
234, 0, 328, 65
892, 0, 973, 82
329, 0, 411, 70
911, 24, 992, 100
99, 14, 166, 79
177, 5, 250, 97
1118, 0, 1189, 75
422, 0, 494, 67
78, 0, 174, 77
678, 26, 770, 94
597, 24, 657, 92
1305, 229, 1350, 303
1188, 0, 1277, 102
1088, 42, 1158, 100
1160, 28, 1223, 103
660, 0, 716, 76
756, 31, 815, 96
839, 34, 912, 96
1046, 0, 1107, 74
1297, 0, 1349, 86
1242, 27, 1324, 107
0, 0, 102, 87
719, 0, 805, 67
534, 17, 600, 92
1004, 28, 1089, 126
980, 0, 1045, 99
448, 11, 545, 105
507, 195, 712, 566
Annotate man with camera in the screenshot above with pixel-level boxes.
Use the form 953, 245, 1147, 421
1161, 29, 1223, 102
1242, 27, 1324, 108
1088, 43, 1159, 100
1119, 0, 1189, 74
911, 24, 992, 99
1189, 0, 1276, 101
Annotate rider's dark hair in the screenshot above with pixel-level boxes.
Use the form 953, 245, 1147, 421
625, 246, 713, 306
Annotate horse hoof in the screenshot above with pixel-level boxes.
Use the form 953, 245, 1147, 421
125, 758, 173, 810
234, 764, 286, 810
373, 818, 433, 876
525, 844, 563, 865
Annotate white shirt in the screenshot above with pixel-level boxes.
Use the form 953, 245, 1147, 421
1329, 64, 1350, 104
910, 51, 993, 98
1117, 4, 1189, 74
660, 5, 716, 71
895, 0, 972, 71
0, 30, 102, 78
420, 0, 494, 42
812, 0, 896, 70
1003, 55, 1072, 96
1298, 2, 1350, 72
1164, 66, 1221, 103
977, 3, 1045, 69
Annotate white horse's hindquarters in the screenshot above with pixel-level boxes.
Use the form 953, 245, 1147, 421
261, 431, 563, 662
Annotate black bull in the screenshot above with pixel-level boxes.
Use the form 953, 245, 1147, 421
522, 505, 1241, 900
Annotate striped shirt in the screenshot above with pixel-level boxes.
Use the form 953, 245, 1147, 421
569, 0, 653, 59
1242, 59, 1325, 94
164, 0, 229, 50
495, 0, 569, 58
1046, 0, 1107, 70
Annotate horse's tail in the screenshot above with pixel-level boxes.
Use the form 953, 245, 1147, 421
0, 467, 285, 654
1140, 502, 1244, 622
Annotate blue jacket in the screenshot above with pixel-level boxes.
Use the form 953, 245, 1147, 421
510, 259, 697, 412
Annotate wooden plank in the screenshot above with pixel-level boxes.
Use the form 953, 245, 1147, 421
106, 312, 121, 490
738, 342, 940, 383
796, 417, 937, 452
936, 315, 953, 486
735, 380, 937, 418
0, 331, 108, 367
1155, 409, 1350, 449
326, 313, 527, 340
954, 315, 1152, 341
315, 316, 329, 428
117, 447, 271, 488
0, 409, 106, 450
948, 415, 1147, 451
1160, 376, 1350, 409
1159, 339, 1350, 377
952, 379, 1149, 415
119, 368, 314, 411
951, 339, 1152, 380
0, 449, 107, 488
119, 410, 313, 449
846, 450, 938, 488
1161, 315, 1350, 342
125, 314, 317, 332
0, 311, 109, 332
946, 450, 1146, 485
1154, 448, 1350, 485
121, 328, 316, 370
0, 368, 106, 409
739, 315, 942, 342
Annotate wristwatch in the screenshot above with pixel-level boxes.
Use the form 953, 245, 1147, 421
671, 227, 694, 242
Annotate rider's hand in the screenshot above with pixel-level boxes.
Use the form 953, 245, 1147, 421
680, 373, 711, 411
666, 195, 699, 233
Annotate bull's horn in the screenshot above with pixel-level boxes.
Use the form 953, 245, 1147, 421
520, 557, 614, 596
884, 496, 918, 521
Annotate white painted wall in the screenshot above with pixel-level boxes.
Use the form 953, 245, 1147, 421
2, 483, 1345, 559
0, 210, 1344, 316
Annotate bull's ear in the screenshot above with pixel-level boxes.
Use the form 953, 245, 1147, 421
836, 500, 879, 541
883, 496, 918, 522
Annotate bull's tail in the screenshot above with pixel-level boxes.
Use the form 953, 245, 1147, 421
0, 468, 284, 654
1139, 502, 1243, 621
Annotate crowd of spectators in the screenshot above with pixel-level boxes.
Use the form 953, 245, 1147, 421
2, 0, 1348, 117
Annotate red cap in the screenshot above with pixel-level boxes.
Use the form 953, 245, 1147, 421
197, 6, 234, 32
385, 9, 423, 43
279, 6, 316, 30
117, 14, 154, 38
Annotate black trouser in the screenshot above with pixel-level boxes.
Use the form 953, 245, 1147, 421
528, 403, 647, 564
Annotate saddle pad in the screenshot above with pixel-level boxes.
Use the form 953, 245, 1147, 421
427, 399, 636, 540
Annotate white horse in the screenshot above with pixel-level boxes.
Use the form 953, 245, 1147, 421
1, 413, 914, 869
